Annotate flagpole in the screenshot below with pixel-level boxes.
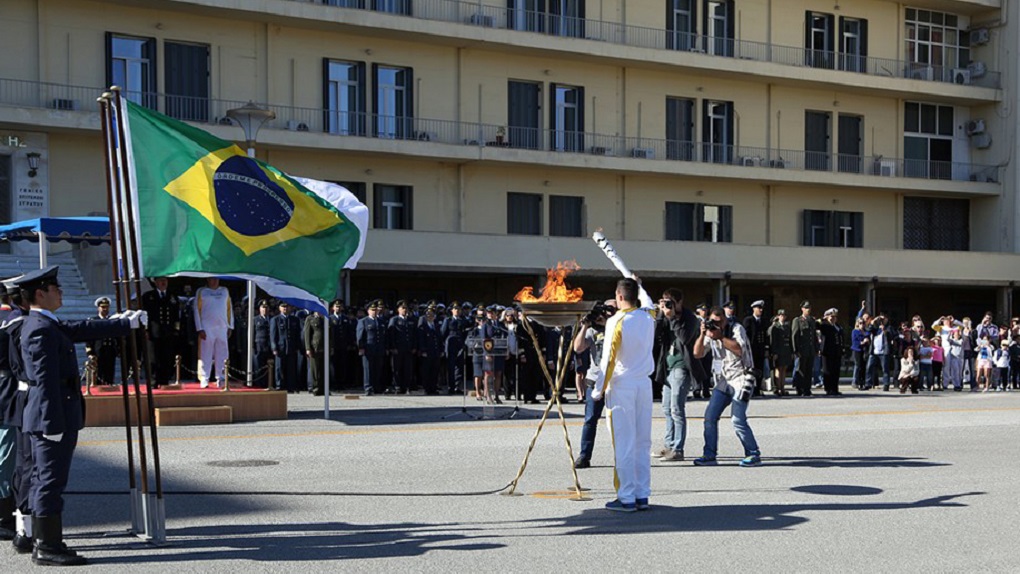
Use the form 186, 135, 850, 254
98, 94, 140, 533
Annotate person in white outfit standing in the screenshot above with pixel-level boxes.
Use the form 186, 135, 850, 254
591, 277, 656, 513
194, 278, 233, 388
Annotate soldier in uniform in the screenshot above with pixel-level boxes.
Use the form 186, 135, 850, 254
141, 277, 180, 388
440, 302, 470, 395
294, 308, 309, 391
387, 300, 416, 394
303, 311, 328, 396
85, 297, 120, 386
791, 300, 819, 397
16, 266, 143, 565
251, 300, 272, 388
0, 282, 17, 540
819, 308, 845, 396
270, 302, 302, 393
3, 283, 34, 552
357, 300, 387, 395
417, 306, 442, 395
742, 300, 769, 396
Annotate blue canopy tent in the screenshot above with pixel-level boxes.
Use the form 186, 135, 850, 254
0, 216, 110, 268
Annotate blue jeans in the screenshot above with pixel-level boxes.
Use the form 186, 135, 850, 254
919, 363, 934, 389
662, 367, 691, 453
577, 385, 605, 462
702, 387, 760, 459
867, 354, 890, 387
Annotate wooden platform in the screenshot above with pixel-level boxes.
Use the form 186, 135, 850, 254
155, 405, 233, 426
83, 383, 287, 427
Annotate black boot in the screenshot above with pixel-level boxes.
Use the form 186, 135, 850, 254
32, 515, 87, 566
0, 496, 16, 540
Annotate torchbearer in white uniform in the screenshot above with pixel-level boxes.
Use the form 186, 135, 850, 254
591, 277, 657, 512
194, 278, 233, 388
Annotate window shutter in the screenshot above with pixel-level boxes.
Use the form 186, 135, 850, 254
725, 0, 735, 43
577, 86, 586, 150
725, 102, 735, 162
718, 205, 733, 242
802, 210, 814, 246
826, 14, 835, 53
405, 67, 415, 119
404, 186, 413, 230
322, 58, 331, 133
804, 11, 812, 51
371, 63, 379, 131
694, 203, 706, 241
105, 32, 114, 88
860, 19, 868, 57
851, 212, 864, 247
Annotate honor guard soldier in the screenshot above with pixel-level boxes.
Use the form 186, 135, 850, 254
85, 297, 120, 386
252, 300, 272, 388
791, 300, 819, 397
3, 281, 35, 552
303, 311, 328, 395
742, 300, 769, 396
357, 300, 387, 395
328, 300, 353, 391
387, 300, 417, 394
16, 266, 144, 565
270, 302, 302, 392
440, 302, 470, 395
417, 306, 442, 394
141, 277, 180, 388
0, 281, 18, 540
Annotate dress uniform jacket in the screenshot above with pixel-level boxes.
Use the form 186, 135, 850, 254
416, 318, 442, 393
303, 314, 327, 394
270, 312, 302, 392
141, 289, 180, 386
252, 314, 272, 387
388, 314, 417, 391
357, 315, 387, 393
0, 307, 18, 426
85, 314, 121, 385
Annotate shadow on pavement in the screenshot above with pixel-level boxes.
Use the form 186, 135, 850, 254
762, 456, 950, 468
288, 405, 581, 425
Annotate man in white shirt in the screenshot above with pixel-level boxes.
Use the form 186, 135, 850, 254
194, 278, 233, 388
591, 278, 656, 512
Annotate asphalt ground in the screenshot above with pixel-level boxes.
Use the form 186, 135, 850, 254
4, 384, 1019, 573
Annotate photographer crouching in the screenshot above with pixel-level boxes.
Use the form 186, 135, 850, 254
571, 299, 617, 469
692, 306, 763, 467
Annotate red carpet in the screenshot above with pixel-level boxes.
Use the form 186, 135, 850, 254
85, 382, 270, 396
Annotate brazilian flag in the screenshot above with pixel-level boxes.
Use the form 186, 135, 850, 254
121, 100, 367, 305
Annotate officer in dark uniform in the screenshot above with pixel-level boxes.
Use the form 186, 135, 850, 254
417, 306, 442, 394
328, 300, 352, 391
791, 300, 819, 397
742, 300, 769, 396
251, 300, 272, 388
303, 311, 328, 396
357, 300, 387, 395
819, 308, 845, 396
387, 300, 416, 394
16, 266, 140, 566
85, 297, 120, 386
0, 281, 17, 540
3, 284, 34, 552
270, 302, 302, 392
441, 302, 470, 395
141, 277, 180, 388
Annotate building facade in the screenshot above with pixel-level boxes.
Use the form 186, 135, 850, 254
1, 0, 1017, 322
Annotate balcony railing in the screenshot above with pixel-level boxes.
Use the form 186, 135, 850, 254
0, 77, 999, 184
297, 0, 1001, 89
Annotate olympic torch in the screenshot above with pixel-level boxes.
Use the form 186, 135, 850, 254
592, 229, 633, 279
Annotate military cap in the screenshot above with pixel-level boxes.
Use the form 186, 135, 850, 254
776, 309, 787, 316
396, 299, 408, 309
94, 296, 111, 307
277, 300, 290, 308
461, 301, 473, 309
449, 300, 461, 308
800, 300, 811, 309
750, 300, 765, 309
436, 303, 446, 310
14, 265, 60, 292
723, 300, 735, 309
824, 307, 838, 317
1, 276, 20, 292
695, 303, 708, 311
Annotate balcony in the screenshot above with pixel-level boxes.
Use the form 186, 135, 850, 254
283, 0, 1001, 89
0, 77, 1000, 186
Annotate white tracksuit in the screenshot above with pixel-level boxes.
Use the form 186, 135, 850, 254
593, 289, 656, 505
194, 286, 233, 385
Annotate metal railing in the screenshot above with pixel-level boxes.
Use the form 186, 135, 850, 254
0, 77, 999, 184
297, 0, 1001, 89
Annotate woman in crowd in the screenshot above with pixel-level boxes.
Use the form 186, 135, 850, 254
975, 334, 994, 391
917, 337, 934, 391
930, 336, 944, 390
898, 346, 920, 394
767, 309, 793, 396
850, 317, 869, 390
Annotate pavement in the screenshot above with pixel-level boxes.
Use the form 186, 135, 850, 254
4, 384, 1020, 572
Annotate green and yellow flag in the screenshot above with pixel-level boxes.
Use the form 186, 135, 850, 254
119, 100, 367, 309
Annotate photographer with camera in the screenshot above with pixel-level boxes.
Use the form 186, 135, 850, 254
652, 288, 705, 462
692, 306, 762, 467
571, 299, 617, 469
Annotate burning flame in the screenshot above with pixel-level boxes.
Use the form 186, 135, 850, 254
515, 260, 584, 303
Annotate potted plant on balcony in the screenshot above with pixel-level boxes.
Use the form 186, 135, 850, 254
495, 125, 506, 145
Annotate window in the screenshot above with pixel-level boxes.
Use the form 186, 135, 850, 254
550, 84, 584, 152
703, 0, 734, 57
507, 192, 542, 235
508, 0, 545, 32
805, 111, 831, 172
508, 80, 541, 150
903, 197, 969, 251
164, 41, 209, 122
331, 181, 367, 204
801, 210, 863, 247
666, 97, 695, 160
805, 12, 835, 69
667, 0, 697, 51
549, 195, 584, 237
373, 184, 412, 229
324, 60, 367, 135
904, 101, 953, 179
372, 0, 411, 15
373, 65, 413, 139
837, 114, 863, 173
839, 17, 868, 72
905, 8, 968, 81
107, 33, 157, 109
508, 0, 584, 37
702, 100, 733, 164
665, 202, 732, 242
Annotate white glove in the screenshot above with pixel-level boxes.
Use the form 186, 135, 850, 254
42, 433, 63, 442
134, 310, 149, 328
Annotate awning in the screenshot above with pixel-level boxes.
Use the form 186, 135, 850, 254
0, 216, 111, 245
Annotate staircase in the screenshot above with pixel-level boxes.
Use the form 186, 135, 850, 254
0, 251, 106, 320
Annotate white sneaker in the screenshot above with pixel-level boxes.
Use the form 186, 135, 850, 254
200, 382, 209, 389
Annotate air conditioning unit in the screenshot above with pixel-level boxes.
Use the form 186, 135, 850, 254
909, 66, 934, 81
971, 133, 992, 149
590, 146, 613, 156
469, 13, 494, 27
874, 158, 897, 177
768, 159, 788, 169
631, 147, 654, 159
969, 27, 990, 46
968, 61, 987, 78
965, 119, 986, 136
51, 98, 77, 110
952, 68, 972, 85
217, 117, 233, 126
739, 156, 757, 167
286, 120, 309, 131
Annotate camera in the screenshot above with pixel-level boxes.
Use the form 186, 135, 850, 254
735, 377, 754, 402
702, 317, 720, 331
584, 301, 614, 325
660, 299, 675, 310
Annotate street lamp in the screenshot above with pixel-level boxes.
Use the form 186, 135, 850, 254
225, 101, 275, 388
